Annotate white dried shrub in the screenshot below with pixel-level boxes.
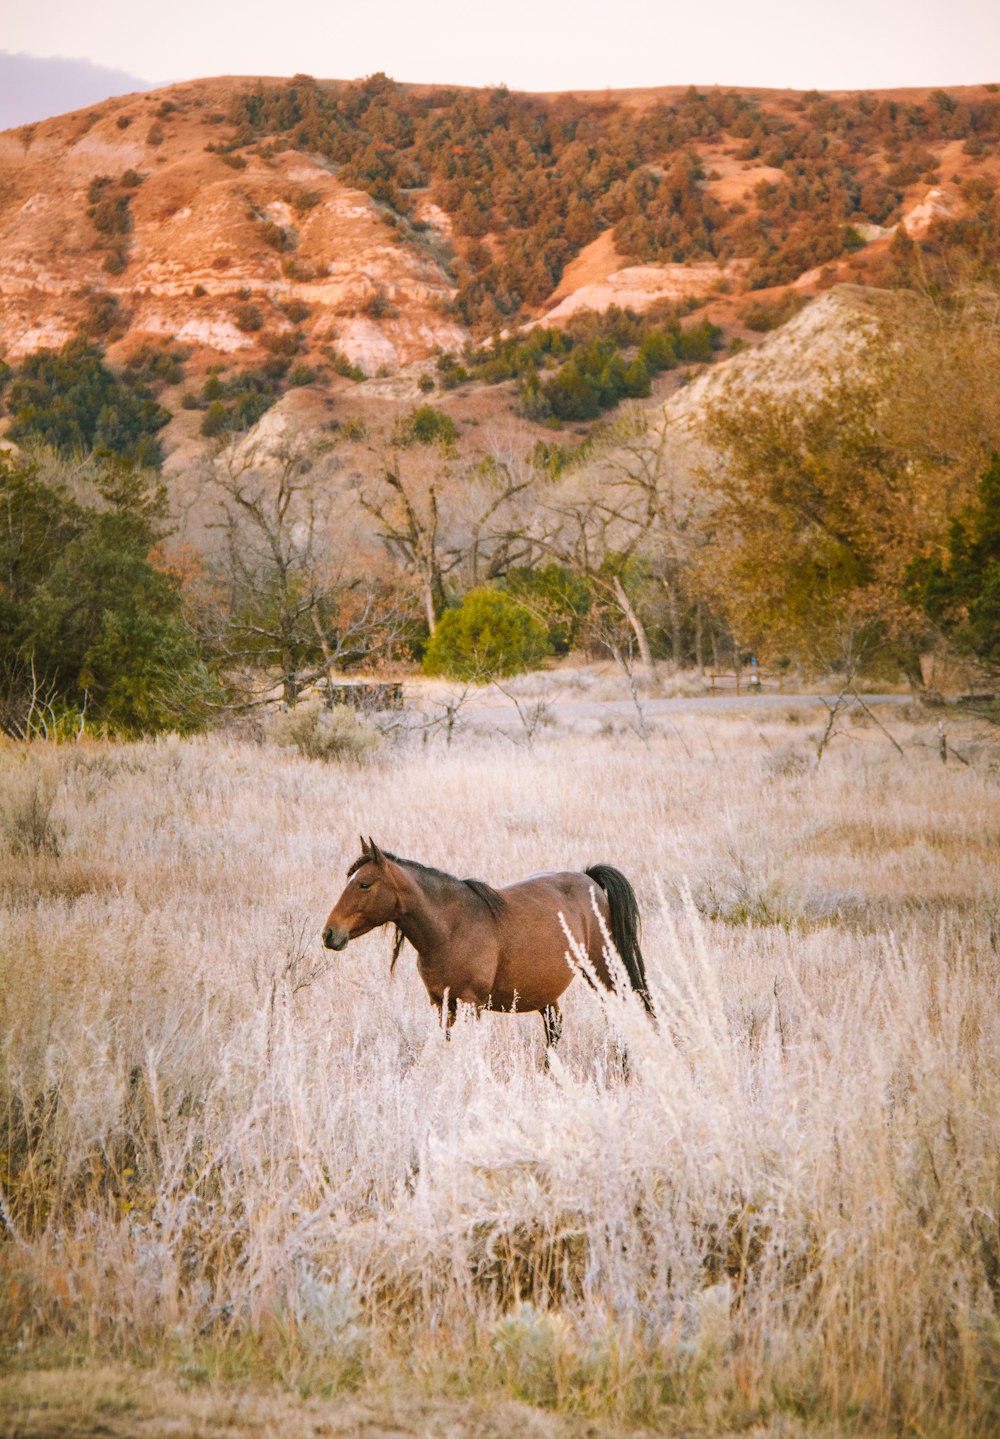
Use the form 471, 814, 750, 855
0, 748, 62, 855
266, 704, 382, 764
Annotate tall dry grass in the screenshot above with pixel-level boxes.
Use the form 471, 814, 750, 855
1, 708, 998, 1433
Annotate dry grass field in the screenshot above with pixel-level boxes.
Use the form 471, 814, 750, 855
1, 697, 999, 1437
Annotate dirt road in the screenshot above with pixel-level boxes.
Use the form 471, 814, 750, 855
0, 1366, 680, 1439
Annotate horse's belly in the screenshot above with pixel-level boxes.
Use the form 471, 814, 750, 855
417, 950, 496, 1007
488, 953, 576, 1013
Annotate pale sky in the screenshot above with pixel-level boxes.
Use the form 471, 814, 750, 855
4, 0, 999, 92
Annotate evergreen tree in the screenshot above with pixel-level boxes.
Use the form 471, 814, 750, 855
0, 454, 216, 734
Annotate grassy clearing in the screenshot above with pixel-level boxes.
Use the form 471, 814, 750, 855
1, 706, 998, 1436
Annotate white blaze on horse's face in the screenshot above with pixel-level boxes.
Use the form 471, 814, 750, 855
322, 855, 395, 949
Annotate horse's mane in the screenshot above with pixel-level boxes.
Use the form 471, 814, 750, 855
348, 849, 505, 974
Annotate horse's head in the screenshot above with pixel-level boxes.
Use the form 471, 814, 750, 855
323, 836, 399, 950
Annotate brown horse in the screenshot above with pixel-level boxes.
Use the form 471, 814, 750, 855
323, 838, 653, 1045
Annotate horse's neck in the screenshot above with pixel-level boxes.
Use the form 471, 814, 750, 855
394, 866, 473, 957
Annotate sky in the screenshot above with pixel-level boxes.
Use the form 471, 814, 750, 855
3, 0, 999, 98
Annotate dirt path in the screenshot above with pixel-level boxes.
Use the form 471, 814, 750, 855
0, 1365, 834, 1439
1, 1367, 626, 1439
450, 690, 912, 734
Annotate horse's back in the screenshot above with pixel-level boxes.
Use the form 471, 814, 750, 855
499, 869, 610, 928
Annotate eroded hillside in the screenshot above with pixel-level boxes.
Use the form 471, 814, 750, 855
1, 74, 998, 480
2, 75, 999, 371
0, 77, 465, 375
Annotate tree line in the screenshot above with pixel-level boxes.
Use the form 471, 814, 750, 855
2, 283, 999, 736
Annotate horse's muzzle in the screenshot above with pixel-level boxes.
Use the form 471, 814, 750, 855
323, 926, 348, 951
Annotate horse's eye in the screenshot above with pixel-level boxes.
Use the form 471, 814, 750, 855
358, 880, 373, 891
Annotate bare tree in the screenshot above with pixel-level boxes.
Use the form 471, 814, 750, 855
206, 437, 402, 706
530, 423, 663, 669
358, 426, 541, 633
573, 406, 715, 672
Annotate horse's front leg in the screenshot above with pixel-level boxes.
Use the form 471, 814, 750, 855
434, 991, 459, 1035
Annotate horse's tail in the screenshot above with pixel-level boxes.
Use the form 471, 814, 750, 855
585, 865, 654, 1017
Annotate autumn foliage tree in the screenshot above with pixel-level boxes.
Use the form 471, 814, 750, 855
697, 284, 1000, 677
698, 364, 949, 677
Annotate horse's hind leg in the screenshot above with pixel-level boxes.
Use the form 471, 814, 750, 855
542, 1004, 563, 1050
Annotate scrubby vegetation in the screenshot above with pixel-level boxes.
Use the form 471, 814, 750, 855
212, 74, 1000, 328
3, 277, 998, 741
85, 171, 140, 274
6, 340, 171, 468
423, 587, 550, 679
197, 361, 288, 436
392, 403, 459, 448
907, 451, 1000, 676
435, 306, 722, 419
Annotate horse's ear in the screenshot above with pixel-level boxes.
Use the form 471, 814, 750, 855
359, 834, 370, 857
368, 837, 386, 867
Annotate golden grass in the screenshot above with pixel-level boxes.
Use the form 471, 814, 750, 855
1, 710, 998, 1435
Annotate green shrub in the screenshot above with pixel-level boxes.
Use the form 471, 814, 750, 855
281, 257, 317, 281
394, 405, 458, 447
280, 298, 311, 323
638, 330, 677, 372
674, 319, 722, 362
124, 342, 185, 389
262, 329, 302, 357
364, 287, 398, 319
81, 292, 125, 337
906, 453, 1000, 672
436, 353, 470, 389
234, 302, 264, 333
89, 195, 132, 236
423, 588, 549, 680
743, 291, 808, 333
260, 220, 295, 251
324, 346, 366, 382
200, 401, 228, 437
504, 565, 591, 654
